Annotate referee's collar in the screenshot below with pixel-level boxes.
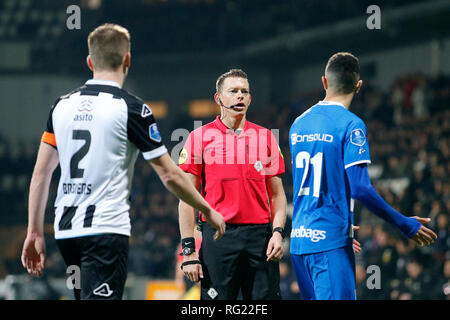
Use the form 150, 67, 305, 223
214, 116, 250, 135
86, 79, 121, 88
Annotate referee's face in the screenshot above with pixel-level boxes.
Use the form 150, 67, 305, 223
217, 77, 251, 115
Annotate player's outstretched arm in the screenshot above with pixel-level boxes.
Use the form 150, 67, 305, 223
346, 164, 437, 246
149, 153, 225, 240
22, 142, 59, 277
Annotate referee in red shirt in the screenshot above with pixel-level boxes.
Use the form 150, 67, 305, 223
178, 69, 287, 300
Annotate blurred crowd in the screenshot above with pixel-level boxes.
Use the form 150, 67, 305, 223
0, 72, 448, 300
1, 0, 425, 73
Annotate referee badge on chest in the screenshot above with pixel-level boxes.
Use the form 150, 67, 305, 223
254, 160, 263, 172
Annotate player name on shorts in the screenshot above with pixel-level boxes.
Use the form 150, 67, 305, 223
291, 133, 333, 145
291, 225, 327, 242
62, 182, 92, 195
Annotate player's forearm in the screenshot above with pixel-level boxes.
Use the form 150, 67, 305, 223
164, 168, 212, 216
151, 154, 212, 216
27, 143, 58, 235
347, 165, 420, 238
355, 184, 412, 231
178, 200, 196, 239
27, 171, 52, 235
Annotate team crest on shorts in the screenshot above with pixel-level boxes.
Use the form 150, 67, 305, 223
207, 288, 218, 299
148, 123, 162, 143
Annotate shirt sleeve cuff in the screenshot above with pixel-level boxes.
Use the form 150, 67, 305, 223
344, 160, 371, 169
142, 145, 168, 160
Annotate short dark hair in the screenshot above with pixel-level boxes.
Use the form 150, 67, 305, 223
88, 23, 131, 71
216, 69, 248, 93
325, 52, 360, 94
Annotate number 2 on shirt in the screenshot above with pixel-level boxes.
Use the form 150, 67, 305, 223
295, 151, 323, 198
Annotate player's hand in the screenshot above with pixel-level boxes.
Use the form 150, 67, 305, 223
182, 254, 203, 282
353, 239, 362, 254
266, 232, 284, 262
21, 233, 46, 277
203, 209, 226, 241
411, 216, 437, 246
352, 225, 362, 254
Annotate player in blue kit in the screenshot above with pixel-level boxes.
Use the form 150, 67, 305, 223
289, 52, 437, 300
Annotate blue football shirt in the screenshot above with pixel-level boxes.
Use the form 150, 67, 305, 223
289, 100, 371, 255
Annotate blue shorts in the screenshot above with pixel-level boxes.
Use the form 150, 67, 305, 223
291, 245, 356, 300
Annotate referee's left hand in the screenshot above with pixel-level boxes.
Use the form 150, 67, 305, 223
266, 232, 284, 262
182, 254, 203, 282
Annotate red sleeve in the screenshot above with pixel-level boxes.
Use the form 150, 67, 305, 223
264, 130, 285, 179
178, 129, 203, 177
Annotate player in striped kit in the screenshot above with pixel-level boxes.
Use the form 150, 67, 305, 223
21, 23, 225, 300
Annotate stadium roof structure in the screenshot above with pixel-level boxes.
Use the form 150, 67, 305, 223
0, 0, 449, 73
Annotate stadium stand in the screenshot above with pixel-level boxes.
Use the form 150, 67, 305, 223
0, 71, 448, 299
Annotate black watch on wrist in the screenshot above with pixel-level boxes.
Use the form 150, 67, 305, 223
273, 227, 285, 239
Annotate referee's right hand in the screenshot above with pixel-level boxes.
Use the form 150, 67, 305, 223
203, 209, 226, 241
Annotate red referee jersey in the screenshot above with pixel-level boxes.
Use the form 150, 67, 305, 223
179, 116, 285, 224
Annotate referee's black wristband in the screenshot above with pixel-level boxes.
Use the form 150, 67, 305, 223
180, 260, 201, 270
181, 237, 196, 256
182, 237, 195, 249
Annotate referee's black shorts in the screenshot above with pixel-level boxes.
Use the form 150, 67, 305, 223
56, 233, 129, 300
199, 223, 281, 300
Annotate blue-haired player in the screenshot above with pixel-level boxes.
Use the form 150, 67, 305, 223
289, 52, 437, 300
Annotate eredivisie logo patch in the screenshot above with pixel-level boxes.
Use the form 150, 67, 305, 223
350, 129, 366, 146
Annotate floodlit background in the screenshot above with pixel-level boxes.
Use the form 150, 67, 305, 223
0, 0, 449, 300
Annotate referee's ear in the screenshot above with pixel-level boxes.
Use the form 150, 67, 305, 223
86, 55, 94, 72
214, 92, 221, 106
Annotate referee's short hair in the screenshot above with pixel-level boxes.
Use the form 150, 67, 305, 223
325, 52, 360, 94
88, 23, 131, 71
216, 69, 248, 93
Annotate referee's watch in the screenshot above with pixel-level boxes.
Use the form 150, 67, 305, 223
182, 247, 195, 256
181, 237, 196, 256
273, 227, 285, 239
